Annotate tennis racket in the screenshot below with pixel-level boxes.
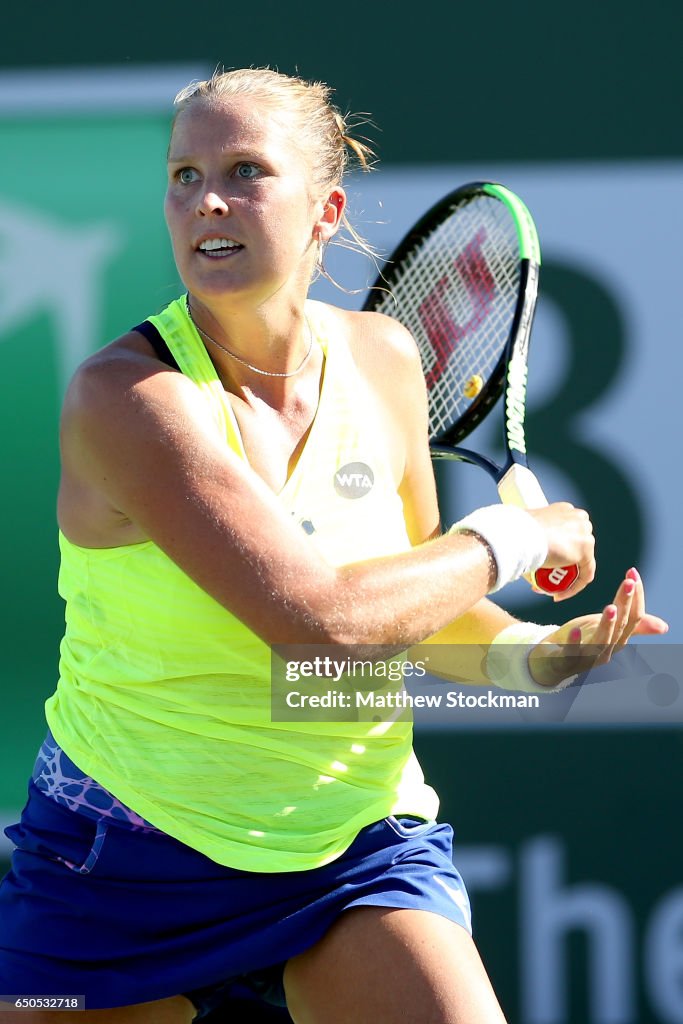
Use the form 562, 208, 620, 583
363, 181, 578, 595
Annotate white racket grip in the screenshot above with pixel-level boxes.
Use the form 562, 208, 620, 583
497, 463, 548, 510
497, 464, 581, 595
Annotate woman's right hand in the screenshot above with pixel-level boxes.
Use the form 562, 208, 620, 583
527, 502, 596, 600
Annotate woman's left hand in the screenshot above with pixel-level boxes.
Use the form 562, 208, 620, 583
528, 567, 669, 688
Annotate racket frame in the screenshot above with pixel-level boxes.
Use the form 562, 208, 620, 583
363, 181, 579, 593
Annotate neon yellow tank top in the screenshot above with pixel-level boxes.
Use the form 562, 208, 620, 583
46, 297, 439, 871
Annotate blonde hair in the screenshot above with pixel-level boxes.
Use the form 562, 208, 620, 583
172, 67, 378, 281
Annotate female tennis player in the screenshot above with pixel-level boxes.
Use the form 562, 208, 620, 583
0, 68, 667, 1023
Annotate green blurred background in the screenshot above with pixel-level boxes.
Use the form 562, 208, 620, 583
1, 2, 681, 1021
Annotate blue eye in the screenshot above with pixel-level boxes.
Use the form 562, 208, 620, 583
178, 167, 199, 184
236, 163, 260, 179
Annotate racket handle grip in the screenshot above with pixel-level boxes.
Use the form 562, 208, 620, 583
497, 464, 579, 595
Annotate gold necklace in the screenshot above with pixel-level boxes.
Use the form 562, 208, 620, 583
186, 298, 314, 378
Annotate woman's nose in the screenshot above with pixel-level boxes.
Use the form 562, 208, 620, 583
197, 191, 229, 217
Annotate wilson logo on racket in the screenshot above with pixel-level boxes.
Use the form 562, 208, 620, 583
506, 356, 528, 455
418, 229, 495, 390
333, 463, 375, 498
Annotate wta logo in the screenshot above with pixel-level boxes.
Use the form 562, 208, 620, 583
333, 462, 375, 498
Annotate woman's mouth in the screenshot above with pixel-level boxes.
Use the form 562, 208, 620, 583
197, 238, 244, 258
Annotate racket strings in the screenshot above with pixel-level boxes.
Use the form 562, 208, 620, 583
371, 197, 520, 438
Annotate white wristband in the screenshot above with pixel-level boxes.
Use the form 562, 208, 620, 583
449, 505, 548, 592
487, 621, 562, 693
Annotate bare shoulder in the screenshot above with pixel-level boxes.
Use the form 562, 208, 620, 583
61, 330, 215, 443
61, 327, 227, 485
316, 304, 423, 383
58, 331, 221, 545
64, 331, 180, 414
340, 306, 419, 358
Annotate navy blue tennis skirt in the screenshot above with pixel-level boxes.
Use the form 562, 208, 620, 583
0, 782, 471, 1018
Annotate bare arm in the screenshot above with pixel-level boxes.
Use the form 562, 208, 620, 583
376, 318, 666, 689
60, 342, 495, 651
61, 316, 595, 653
409, 599, 519, 685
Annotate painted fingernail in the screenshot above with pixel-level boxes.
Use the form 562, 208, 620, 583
627, 567, 640, 581
606, 605, 617, 620
624, 581, 635, 596
569, 628, 582, 643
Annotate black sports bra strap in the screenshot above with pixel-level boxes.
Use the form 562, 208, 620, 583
131, 320, 180, 371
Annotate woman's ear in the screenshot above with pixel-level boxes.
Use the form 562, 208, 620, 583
314, 187, 346, 243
